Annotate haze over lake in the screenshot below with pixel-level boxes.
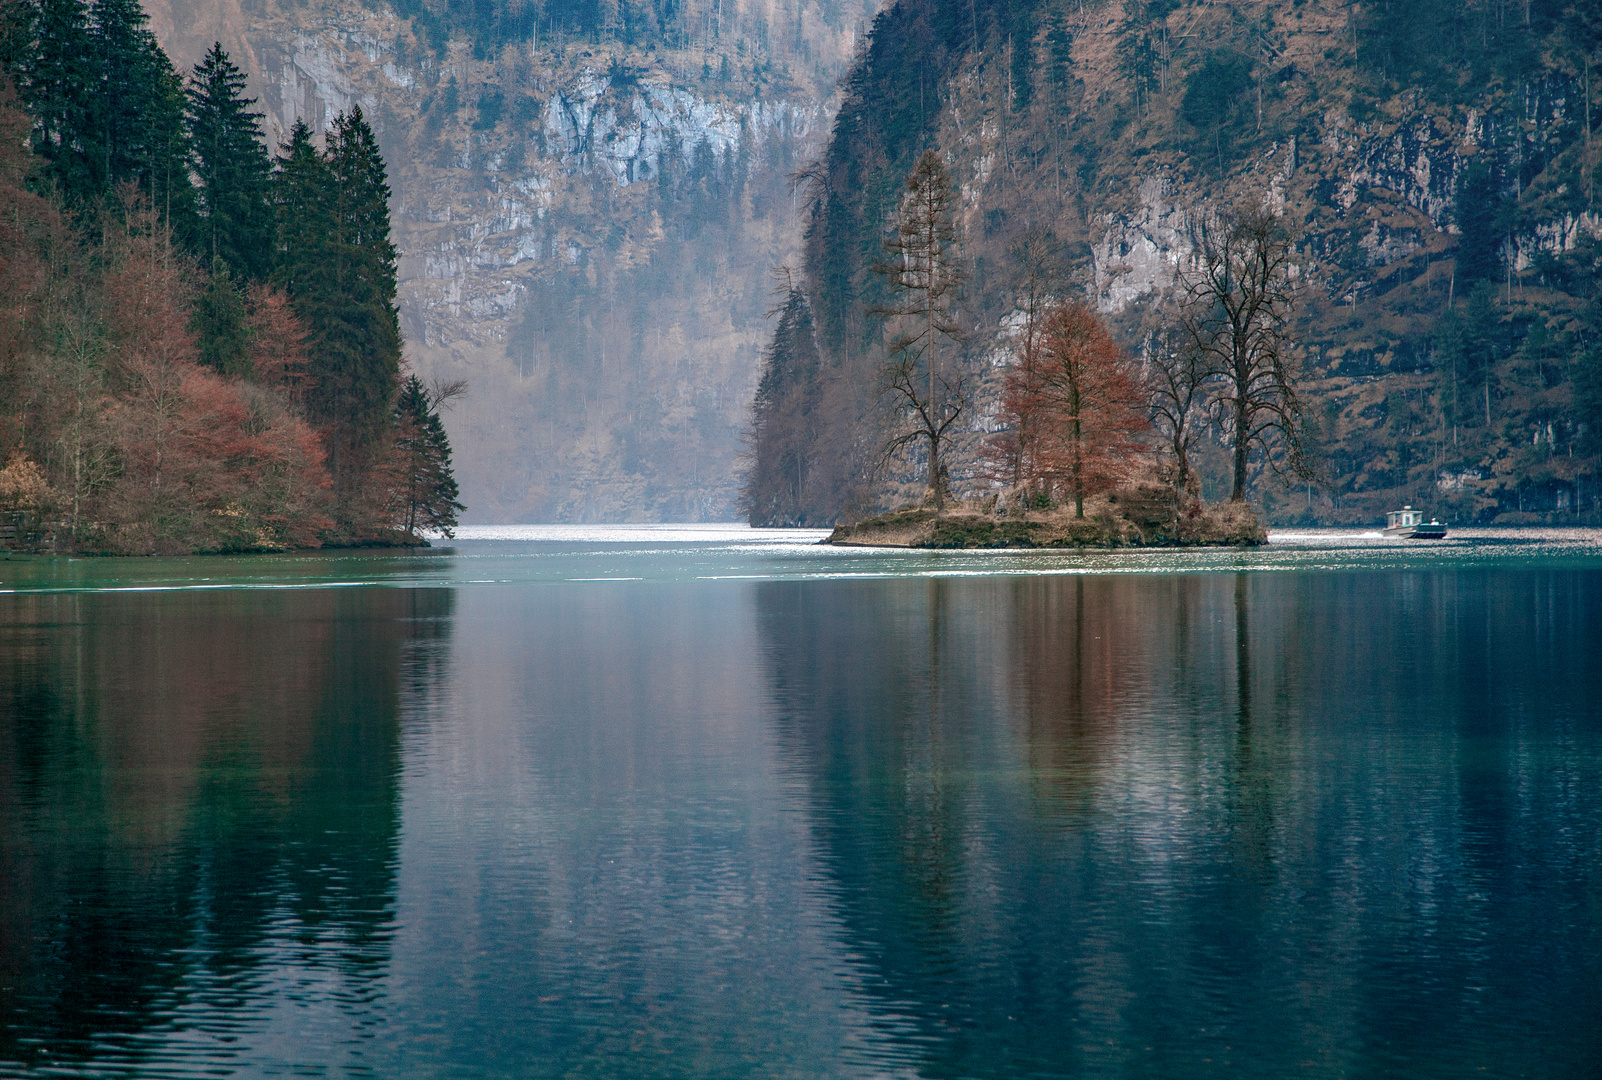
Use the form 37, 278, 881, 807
3, 529, 1600, 1077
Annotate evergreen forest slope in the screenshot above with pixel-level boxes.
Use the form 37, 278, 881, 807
755, 0, 1602, 525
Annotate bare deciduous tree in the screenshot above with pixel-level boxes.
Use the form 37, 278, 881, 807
428, 376, 469, 411
1182, 199, 1311, 501
873, 150, 966, 513
1144, 323, 1212, 505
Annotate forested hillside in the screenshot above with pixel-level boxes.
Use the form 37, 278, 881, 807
747, 0, 1602, 525
0, 0, 460, 552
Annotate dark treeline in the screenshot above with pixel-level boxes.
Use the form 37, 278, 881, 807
744, 0, 1602, 527
0, 0, 461, 553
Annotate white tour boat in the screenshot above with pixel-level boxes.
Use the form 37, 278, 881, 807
1383, 506, 1448, 539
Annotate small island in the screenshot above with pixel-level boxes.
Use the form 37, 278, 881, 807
826, 484, 1266, 549
747, 155, 1316, 546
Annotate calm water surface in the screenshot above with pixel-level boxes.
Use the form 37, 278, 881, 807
2, 527, 1600, 1077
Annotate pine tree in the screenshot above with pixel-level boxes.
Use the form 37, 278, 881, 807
1455, 163, 1504, 284
91, 0, 191, 215
873, 150, 967, 512
743, 285, 823, 526
269, 119, 329, 292
187, 42, 272, 280
271, 110, 401, 495
6, 0, 98, 204
320, 107, 402, 451
394, 374, 463, 538
5, 0, 193, 230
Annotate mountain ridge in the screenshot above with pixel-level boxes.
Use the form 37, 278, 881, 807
761, 0, 1602, 525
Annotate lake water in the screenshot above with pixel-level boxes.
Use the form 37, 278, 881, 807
2, 527, 1600, 1078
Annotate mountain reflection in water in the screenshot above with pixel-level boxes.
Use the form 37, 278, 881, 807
1, 561, 1599, 1078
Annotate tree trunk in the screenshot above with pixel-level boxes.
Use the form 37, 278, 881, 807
1175, 440, 1190, 508
1072, 415, 1085, 518
928, 279, 943, 514
1230, 342, 1255, 499
1232, 391, 1250, 501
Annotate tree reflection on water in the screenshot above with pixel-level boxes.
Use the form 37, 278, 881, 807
0, 587, 453, 1072
757, 569, 1602, 1078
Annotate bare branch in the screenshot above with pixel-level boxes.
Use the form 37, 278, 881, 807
428, 377, 468, 411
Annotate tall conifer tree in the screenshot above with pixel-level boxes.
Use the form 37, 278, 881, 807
272, 110, 401, 491
6, 0, 97, 202
5, 0, 192, 229
743, 286, 823, 526
191, 258, 252, 377
874, 150, 966, 512
269, 118, 329, 288
394, 374, 463, 538
187, 43, 272, 280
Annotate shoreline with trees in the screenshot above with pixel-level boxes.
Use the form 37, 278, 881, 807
744, 0, 1602, 531
0, 0, 461, 555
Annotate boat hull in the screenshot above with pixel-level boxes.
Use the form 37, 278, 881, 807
1382, 523, 1448, 539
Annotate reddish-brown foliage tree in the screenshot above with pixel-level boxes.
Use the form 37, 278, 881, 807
99, 189, 201, 548
1032, 304, 1150, 518
245, 283, 312, 401
985, 315, 1051, 494
0, 77, 372, 553
94, 192, 330, 552
0, 78, 67, 461
983, 323, 1045, 492
175, 370, 333, 550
